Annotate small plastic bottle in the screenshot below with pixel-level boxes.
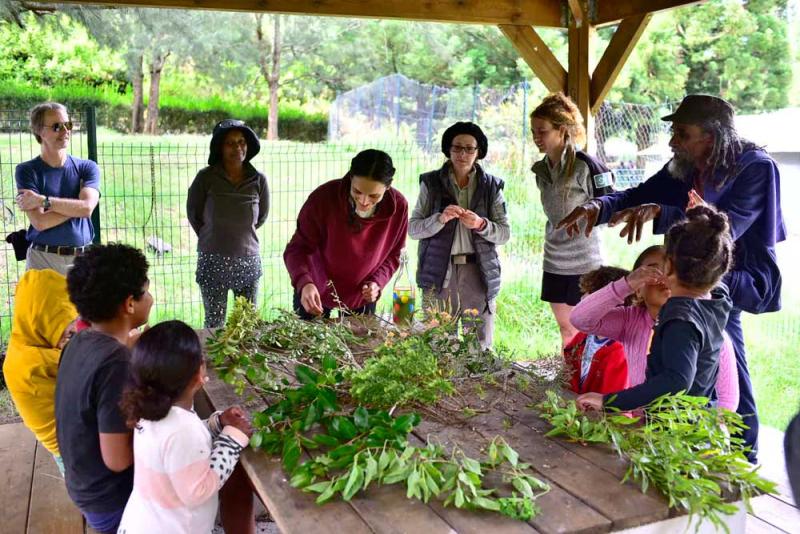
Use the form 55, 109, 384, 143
392, 249, 416, 326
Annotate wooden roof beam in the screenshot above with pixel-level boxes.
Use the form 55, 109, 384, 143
498, 24, 567, 94
567, 0, 585, 27
590, 13, 651, 113
47, 0, 566, 27
594, 0, 704, 26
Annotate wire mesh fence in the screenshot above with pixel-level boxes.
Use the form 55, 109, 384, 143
328, 74, 674, 194
1, 103, 797, 365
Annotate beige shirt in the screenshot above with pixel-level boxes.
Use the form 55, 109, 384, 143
448, 167, 477, 255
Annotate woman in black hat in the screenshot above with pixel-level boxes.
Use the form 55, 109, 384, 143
187, 119, 270, 328
409, 121, 510, 349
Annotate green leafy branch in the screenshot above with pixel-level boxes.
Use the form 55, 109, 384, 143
537, 390, 778, 532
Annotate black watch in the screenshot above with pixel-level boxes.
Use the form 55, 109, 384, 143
42, 195, 51, 210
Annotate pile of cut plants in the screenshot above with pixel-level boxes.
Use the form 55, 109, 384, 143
206, 297, 776, 527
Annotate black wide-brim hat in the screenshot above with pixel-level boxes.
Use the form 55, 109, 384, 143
441, 121, 488, 159
208, 119, 261, 166
661, 94, 735, 129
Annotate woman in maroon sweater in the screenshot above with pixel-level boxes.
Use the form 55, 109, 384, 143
284, 149, 408, 318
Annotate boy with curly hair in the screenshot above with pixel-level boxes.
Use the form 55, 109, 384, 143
55, 243, 152, 534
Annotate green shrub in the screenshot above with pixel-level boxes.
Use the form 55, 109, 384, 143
0, 80, 327, 141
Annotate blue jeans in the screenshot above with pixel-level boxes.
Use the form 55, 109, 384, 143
82, 508, 125, 534
726, 308, 758, 463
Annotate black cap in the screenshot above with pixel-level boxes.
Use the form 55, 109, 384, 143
441, 122, 488, 159
661, 94, 735, 128
208, 119, 260, 166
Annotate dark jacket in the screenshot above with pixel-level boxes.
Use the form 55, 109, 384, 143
186, 163, 269, 257
605, 285, 733, 411
416, 164, 504, 300
595, 149, 785, 314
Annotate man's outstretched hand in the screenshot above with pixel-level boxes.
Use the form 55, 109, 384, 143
608, 204, 661, 244
556, 201, 600, 238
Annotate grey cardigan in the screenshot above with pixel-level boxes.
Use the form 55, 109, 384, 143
531, 152, 603, 275
186, 163, 269, 257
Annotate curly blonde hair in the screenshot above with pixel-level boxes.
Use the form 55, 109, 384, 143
530, 92, 586, 178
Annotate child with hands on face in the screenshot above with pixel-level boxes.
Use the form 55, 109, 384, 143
117, 321, 253, 534
575, 205, 735, 413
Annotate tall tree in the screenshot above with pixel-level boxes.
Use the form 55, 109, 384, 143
255, 13, 281, 140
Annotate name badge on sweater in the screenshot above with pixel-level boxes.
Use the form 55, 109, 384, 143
593, 172, 613, 189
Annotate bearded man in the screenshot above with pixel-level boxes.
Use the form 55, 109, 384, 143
557, 94, 786, 463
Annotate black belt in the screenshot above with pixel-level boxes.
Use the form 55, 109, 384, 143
451, 253, 477, 264
32, 243, 91, 256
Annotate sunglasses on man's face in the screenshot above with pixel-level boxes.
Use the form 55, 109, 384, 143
44, 121, 74, 133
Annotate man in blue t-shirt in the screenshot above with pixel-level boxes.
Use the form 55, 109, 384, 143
15, 102, 101, 275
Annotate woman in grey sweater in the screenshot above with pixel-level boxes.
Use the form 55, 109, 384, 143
187, 119, 270, 328
530, 93, 613, 348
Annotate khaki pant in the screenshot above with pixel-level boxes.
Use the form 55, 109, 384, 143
429, 262, 495, 349
26, 247, 76, 276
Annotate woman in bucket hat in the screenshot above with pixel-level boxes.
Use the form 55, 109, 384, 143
409, 122, 510, 349
187, 119, 270, 328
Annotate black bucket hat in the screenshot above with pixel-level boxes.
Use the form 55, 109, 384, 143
208, 119, 260, 166
661, 94, 735, 129
441, 122, 488, 159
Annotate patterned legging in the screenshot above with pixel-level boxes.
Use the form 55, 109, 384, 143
199, 282, 258, 329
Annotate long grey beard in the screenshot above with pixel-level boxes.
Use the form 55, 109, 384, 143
667, 155, 695, 183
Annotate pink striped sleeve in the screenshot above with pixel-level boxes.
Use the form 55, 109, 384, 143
714, 332, 740, 411
570, 278, 635, 340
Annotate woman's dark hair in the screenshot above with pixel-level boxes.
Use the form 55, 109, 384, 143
633, 245, 665, 270
665, 205, 734, 290
119, 320, 203, 427
345, 149, 395, 230
67, 243, 149, 322
579, 266, 630, 296
346, 149, 396, 186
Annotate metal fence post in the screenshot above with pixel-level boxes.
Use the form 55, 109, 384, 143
521, 81, 529, 163
86, 106, 101, 244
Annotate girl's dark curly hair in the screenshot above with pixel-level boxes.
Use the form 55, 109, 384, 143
66, 243, 149, 322
578, 266, 630, 296
665, 205, 734, 290
119, 320, 203, 427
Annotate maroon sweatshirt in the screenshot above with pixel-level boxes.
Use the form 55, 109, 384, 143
284, 177, 408, 310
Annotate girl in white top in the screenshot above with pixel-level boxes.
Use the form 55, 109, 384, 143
117, 320, 252, 534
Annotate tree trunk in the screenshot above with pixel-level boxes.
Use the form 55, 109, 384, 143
130, 53, 145, 134
145, 51, 170, 135
267, 16, 282, 141
256, 14, 282, 141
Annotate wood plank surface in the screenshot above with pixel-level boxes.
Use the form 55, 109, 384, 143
745, 513, 789, 534
201, 371, 374, 534
471, 385, 669, 531
749, 494, 800, 534
0, 423, 36, 534
415, 420, 609, 534
27, 442, 84, 534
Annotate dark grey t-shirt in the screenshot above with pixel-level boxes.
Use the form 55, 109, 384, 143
55, 330, 133, 513
186, 163, 270, 257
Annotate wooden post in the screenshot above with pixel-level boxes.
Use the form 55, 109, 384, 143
568, 19, 592, 149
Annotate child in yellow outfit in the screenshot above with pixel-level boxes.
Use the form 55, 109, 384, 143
3, 269, 78, 473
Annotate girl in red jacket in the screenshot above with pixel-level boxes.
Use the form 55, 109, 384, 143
563, 266, 630, 394
284, 149, 408, 318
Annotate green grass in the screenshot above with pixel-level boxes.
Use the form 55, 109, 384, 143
1, 130, 797, 431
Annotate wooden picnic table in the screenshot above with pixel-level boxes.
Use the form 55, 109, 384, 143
195, 330, 747, 534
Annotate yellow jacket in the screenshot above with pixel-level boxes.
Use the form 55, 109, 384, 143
3, 269, 77, 455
